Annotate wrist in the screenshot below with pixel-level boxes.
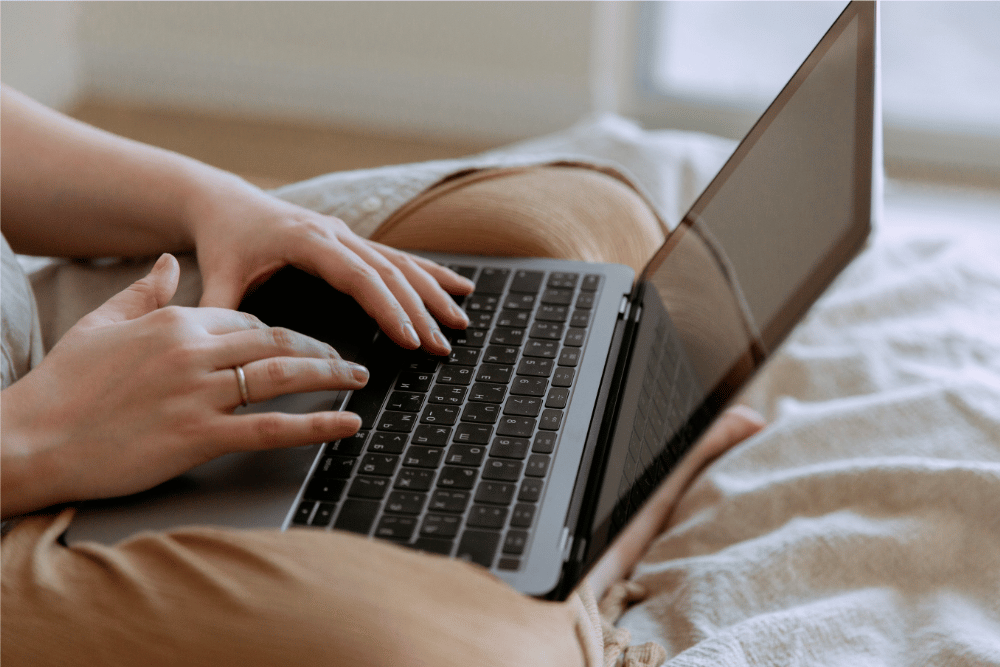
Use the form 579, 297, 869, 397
1, 380, 67, 518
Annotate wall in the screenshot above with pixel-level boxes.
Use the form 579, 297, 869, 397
1, 1, 82, 109
2, 1, 600, 143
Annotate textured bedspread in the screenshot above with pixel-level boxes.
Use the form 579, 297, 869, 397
508, 117, 1000, 664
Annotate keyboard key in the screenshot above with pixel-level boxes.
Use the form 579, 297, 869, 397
445, 444, 487, 467
460, 402, 500, 424
348, 476, 391, 499
334, 499, 380, 534
411, 537, 455, 556
475, 482, 517, 505
375, 515, 417, 541
529, 322, 564, 340
545, 388, 570, 409
490, 327, 526, 346
387, 391, 424, 412
428, 385, 467, 405
429, 489, 471, 513
552, 367, 575, 387
510, 503, 537, 528
377, 411, 417, 433
536, 305, 569, 322
503, 293, 536, 310
496, 416, 536, 438
456, 530, 501, 568
467, 311, 495, 329
490, 436, 529, 459
469, 382, 507, 403
327, 430, 367, 456
510, 377, 547, 397
394, 468, 435, 491
563, 327, 586, 347
420, 404, 460, 426
509, 269, 544, 293
347, 381, 392, 429
575, 292, 595, 309
474, 268, 510, 295
292, 500, 316, 525
395, 372, 433, 392
316, 454, 357, 479
359, 453, 399, 476
504, 396, 542, 417
483, 345, 519, 365
402, 446, 444, 468
384, 491, 427, 514
557, 348, 580, 367
453, 423, 493, 444
518, 478, 544, 502
516, 358, 553, 378
539, 409, 563, 431
533, 432, 557, 454
437, 466, 478, 489
570, 310, 591, 328
411, 425, 452, 446
580, 274, 601, 291
368, 431, 408, 454
495, 309, 530, 328
420, 514, 461, 538
524, 340, 558, 358
447, 346, 481, 366
503, 529, 529, 555
547, 272, 579, 289
465, 294, 499, 312
449, 265, 477, 280
482, 458, 523, 482
541, 288, 574, 305
304, 477, 347, 502
449, 328, 487, 348
467, 505, 509, 529
525, 454, 551, 478
437, 366, 474, 386
476, 364, 513, 384
497, 557, 521, 571
309, 502, 336, 527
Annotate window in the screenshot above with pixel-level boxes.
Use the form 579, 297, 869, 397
623, 1, 1000, 176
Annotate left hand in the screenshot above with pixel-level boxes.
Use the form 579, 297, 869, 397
189, 179, 474, 356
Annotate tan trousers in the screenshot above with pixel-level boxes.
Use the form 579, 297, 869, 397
2, 167, 669, 667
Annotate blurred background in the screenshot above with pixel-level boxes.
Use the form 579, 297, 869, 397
3, 1, 999, 191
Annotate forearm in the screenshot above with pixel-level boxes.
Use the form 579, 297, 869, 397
0, 84, 254, 258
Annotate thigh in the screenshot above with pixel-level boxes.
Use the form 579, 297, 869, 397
371, 166, 667, 274
1, 510, 590, 667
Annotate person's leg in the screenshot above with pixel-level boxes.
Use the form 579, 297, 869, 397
1, 165, 668, 667
371, 166, 667, 274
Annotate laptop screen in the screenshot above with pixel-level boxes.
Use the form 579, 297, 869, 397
640, 2, 874, 413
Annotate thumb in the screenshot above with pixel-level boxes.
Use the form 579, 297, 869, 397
198, 269, 244, 309
84, 253, 181, 326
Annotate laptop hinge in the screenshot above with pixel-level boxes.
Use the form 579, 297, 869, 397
559, 527, 574, 563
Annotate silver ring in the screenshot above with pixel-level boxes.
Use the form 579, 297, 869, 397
234, 365, 250, 407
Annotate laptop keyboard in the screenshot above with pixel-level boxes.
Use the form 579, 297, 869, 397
290, 266, 603, 571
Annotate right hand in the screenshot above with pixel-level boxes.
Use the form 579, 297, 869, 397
0, 254, 368, 517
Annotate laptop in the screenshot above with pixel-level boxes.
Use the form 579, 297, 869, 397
64, 2, 879, 601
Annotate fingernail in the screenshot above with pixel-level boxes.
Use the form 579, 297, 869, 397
450, 303, 470, 326
403, 322, 421, 348
152, 253, 171, 273
349, 363, 369, 384
432, 329, 452, 354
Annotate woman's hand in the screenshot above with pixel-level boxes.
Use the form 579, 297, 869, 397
0, 254, 371, 518
187, 177, 474, 356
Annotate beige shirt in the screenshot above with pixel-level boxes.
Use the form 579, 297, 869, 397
1, 234, 44, 389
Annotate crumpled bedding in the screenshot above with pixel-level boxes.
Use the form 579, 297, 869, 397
534, 118, 1000, 664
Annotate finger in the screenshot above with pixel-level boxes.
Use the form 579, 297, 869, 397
372, 244, 471, 330
215, 411, 364, 453
213, 357, 368, 407
80, 253, 180, 327
208, 327, 343, 370
337, 235, 452, 356
696, 405, 766, 459
198, 265, 246, 310
186, 307, 271, 336
388, 248, 476, 295
305, 240, 425, 351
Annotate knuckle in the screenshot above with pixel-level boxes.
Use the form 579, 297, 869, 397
263, 357, 293, 386
268, 326, 296, 351
254, 414, 285, 445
